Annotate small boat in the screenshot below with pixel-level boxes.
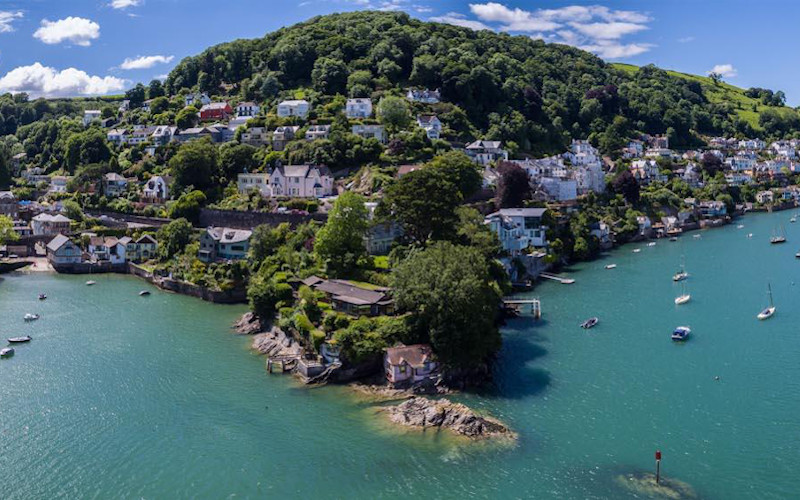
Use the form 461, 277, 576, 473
796, 251, 800, 259
604, 264, 617, 270
581, 317, 599, 329
7, 336, 31, 343
693, 234, 702, 239
737, 225, 745, 229
675, 281, 691, 305
23, 313, 39, 322
669, 237, 678, 242
139, 290, 151, 296
561, 278, 576, 284
672, 326, 691, 342
647, 242, 656, 247
770, 225, 787, 244
747, 233, 753, 238
791, 217, 797, 223
673, 256, 689, 282
38, 293, 47, 300
632, 248, 642, 253
757, 284, 776, 320
86, 280, 96, 286
0, 347, 14, 358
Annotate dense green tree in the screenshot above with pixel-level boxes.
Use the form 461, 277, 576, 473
168, 190, 207, 223
376, 95, 410, 132
392, 242, 502, 367
156, 218, 194, 260
314, 192, 369, 276
148, 79, 165, 99
426, 151, 482, 199
125, 83, 147, 109
219, 143, 258, 181
176, 106, 199, 129
64, 129, 112, 172
169, 138, 220, 195
0, 215, 18, 245
311, 57, 348, 95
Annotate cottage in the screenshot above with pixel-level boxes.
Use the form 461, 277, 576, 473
235, 102, 260, 118
88, 236, 127, 264
46, 235, 82, 265
103, 173, 128, 197
198, 227, 252, 262
351, 124, 386, 143
302, 276, 394, 316
267, 164, 333, 198
484, 208, 548, 256
49, 176, 69, 193
0, 191, 16, 217
176, 126, 222, 143
237, 172, 271, 196
364, 202, 401, 255
277, 100, 309, 118
142, 176, 170, 203
128, 126, 156, 145
305, 124, 331, 141
151, 125, 177, 145
416, 115, 442, 140
406, 88, 441, 103
133, 234, 158, 262
466, 140, 509, 166
345, 98, 372, 118
199, 102, 232, 121
756, 190, 774, 205
31, 213, 72, 236
107, 128, 128, 145
272, 126, 300, 151
185, 92, 211, 108
83, 110, 101, 127
241, 126, 270, 146
384, 344, 438, 388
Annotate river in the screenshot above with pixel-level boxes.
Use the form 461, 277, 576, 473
1, 210, 799, 499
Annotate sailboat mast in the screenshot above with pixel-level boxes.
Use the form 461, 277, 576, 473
768, 284, 774, 307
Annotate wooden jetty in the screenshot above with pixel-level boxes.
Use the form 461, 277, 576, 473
503, 298, 541, 319
539, 272, 576, 284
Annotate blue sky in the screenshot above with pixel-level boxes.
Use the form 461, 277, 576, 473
0, 0, 796, 104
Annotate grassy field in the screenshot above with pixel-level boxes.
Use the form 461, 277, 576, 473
612, 63, 797, 131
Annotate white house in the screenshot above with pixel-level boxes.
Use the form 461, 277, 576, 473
237, 172, 271, 197
235, 102, 260, 118
726, 153, 757, 171
384, 344, 439, 388
88, 236, 127, 264
185, 92, 211, 108
107, 128, 128, 146
49, 176, 69, 194
46, 235, 82, 265
738, 139, 766, 151
484, 208, 548, 256
756, 190, 774, 204
406, 88, 441, 103
32, 214, 73, 236
104, 173, 128, 197
564, 139, 600, 166
631, 159, 666, 184
198, 227, 252, 262
416, 115, 442, 140
351, 124, 386, 143
305, 124, 331, 141
151, 125, 177, 145
465, 140, 508, 166
345, 98, 372, 118
266, 165, 334, 198
142, 176, 169, 203
277, 100, 309, 118
538, 177, 578, 201
83, 110, 101, 127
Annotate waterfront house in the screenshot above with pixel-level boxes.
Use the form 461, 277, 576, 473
88, 236, 127, 264
406, 88, 441, 104
133, 234, 158, 262
302, 276, 394, 316
484, 208, 548, 256
351, 124, 386, 143
142, 175, 170, 203
305, 124, 331, 141
241, 126, 270, 147
103, 173, 128, 197
32, 213, 73, 236
465, 140, 508, 166
277, 100, 309, 118
198, 227, 253, 262
46, 235, 82, 265
698, 201, 727, 219
637, 216, 652, 238
345, 98, 372, 118
185, 92, 211, 108
756, 190, 774, 205
83, 110, 101, 127
384, 344, 439, 388
590, 222, 613, 249
416, 115, 442, 140
235, 102, 260, 118
272, 126, 300, 151
267, 164, 334, 198
0, 191, 17, 217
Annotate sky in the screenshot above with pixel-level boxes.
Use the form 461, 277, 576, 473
0, 0, 796, 104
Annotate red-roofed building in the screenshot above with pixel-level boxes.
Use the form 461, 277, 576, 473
200, 102, 232, 121
384, 344, 439, 387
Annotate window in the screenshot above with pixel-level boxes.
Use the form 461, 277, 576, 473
399, 365, 406, 374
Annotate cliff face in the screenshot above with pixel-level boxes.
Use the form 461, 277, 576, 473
384, 396, 514, 439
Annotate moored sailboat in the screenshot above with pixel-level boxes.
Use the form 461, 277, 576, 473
770, 225, 787, 244
675, 281, 691, 305
757, 284, 776, 320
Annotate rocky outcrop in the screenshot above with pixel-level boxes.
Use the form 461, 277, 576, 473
251, 327, 303, 358
232, 312, 263, 335
384, 396, 513, 439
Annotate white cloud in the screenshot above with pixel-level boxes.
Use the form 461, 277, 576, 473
709, 64, 737, 78
0, 11, 23, 33
469, 2, 560, 31
430, 12, 490, 31
0, 62, 127, 97
33, 17, 100, 46
119, 55, 174, 70
110, 0, 142, 8
678, 36, 695, 43
579, 41, 654, 59
569, 21, 648, 40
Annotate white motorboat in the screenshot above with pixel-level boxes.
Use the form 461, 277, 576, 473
86, 280, 96, 286
632, 248, 642, 253
23, 313, 39, 322
671, 326, 691, 342
693, 234, 702, 239
581, 317, 599, 329
605, 264, 617, 270
0, 347, 14, 358
737, 224, 744, 229
139, 290, 151, 296
647, 242, 656, 247
757, 284, 776, 320
7, 336, 31, 343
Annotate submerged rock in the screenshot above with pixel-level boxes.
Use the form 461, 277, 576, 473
614, 472, 697, 499
232, 312, 263, 335
384, 396, 513, 439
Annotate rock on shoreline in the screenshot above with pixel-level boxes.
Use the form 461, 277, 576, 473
384, 396, 514, 439
232, 312, 263, 335
251, 327, 302, 358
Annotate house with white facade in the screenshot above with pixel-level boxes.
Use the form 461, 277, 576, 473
406, 88, 441, 103
49, 176, 69, 194
277, 100, 309, 118
756, 190, 774, 204
266, 165, 334, 198
32, 214, 73, 236
465, 140, 508, 166
88, 236, 127, 264
631, 159, 667, 184
103, 173, 128, 197
345, 98, 372, 118
726, 153, 758, 171
484, 208, 548, 256
416, 115, 442, 140
142, 175, 170, 203
151, 125, 177, 146
738, 139, 766, 151
305, 124, 331, 141
237, 172, 271, 197
185, 92, 211, 108
107, 128, 128, 145
198, 227, 253, 262
241, 127, 270, 147
235, 102, 260, 118
83, 110, 101, 127
46, 235, 82, 265
351, 124, 386, 143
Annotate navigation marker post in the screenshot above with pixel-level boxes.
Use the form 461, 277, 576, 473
655, 450, 662, 484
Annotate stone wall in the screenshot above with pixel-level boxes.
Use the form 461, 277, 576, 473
198, 208, 327, 230
52, 262, 128, 274
85, 210, 171, 227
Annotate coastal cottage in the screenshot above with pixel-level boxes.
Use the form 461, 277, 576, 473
0, 191, 17, 217
302, 276, 394, 317
46, 235, 82, 265
305, 124, 331, 141
698, 201, 727, 219
142, 176, 170, 203
351, 124, 386, 143
83, 110, 101, 127
107, 128, 128, 146
241, 126, 270, 147
103, 173, 128, 197
465, 140, 509, 166
235, 102, 260, 118
88, 236, 127, 264
199, 102, 232, 121
272, 126, 300, 151
416, 115, 442, 140
345, 98, 372, 118
237, 172, 271, 196
484, 208, 548, 256
277, 100, 309, 118
133, 234, 158, 262
32, 213, 73, 236
198, 227, 253, 262
267, 164, 334, 198
384, 344, 439, 388
406, 88, 441, 104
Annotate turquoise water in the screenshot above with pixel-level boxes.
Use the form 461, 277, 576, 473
2, 211, 800, 499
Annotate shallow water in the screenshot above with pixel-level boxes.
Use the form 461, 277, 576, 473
1, 212, 799, 499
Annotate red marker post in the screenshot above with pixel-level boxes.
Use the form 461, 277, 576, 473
655, 450, 662, 484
